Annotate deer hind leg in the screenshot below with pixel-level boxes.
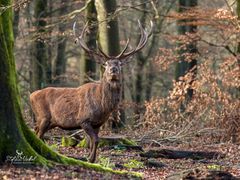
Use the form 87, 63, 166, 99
81, 123, 99, 163
89, 128, 99, 159
89, 128, 100, 163
37, 117, 50, 139
34, 117, 41, 135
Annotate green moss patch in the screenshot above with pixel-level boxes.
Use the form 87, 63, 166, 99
61, 137, 78, 147
78, 135, 138, 148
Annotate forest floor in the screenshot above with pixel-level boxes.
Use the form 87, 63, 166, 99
1, 126, 240, 179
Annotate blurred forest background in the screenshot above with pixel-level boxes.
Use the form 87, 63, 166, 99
13, 0, 239, 145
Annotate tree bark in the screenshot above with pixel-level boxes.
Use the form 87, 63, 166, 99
47, 0, 53, 85
95, 0, 120, 56
31, 0, 49, 91
145, 62, 154, 101
135, 0, 147, 104
81, 0, 97, 84
54, 0, 68, 84
13, 7, 19, 39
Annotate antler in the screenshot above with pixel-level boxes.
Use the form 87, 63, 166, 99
73, 21, 107, 64
116, 20, 153, 60
73, 20, 153, 63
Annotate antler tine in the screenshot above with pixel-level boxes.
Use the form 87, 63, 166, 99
116, 38, 130, 58
73, 21, 92, 53
80, 21, 89, 38
77, 22, 95, 54
135, 19, 153, 50
73, 21, 77, 37
148, 20, 153, 37
97, 42, 112, 59
135, 20, 148, 49
122, 20, 147, 56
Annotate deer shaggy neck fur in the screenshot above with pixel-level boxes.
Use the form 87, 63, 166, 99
101, 76, 121, 112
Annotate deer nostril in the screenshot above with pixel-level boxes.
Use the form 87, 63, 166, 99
111, 67, 117, 73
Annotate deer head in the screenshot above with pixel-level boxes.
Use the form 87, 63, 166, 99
73, 20, 153, 84
103, 60, 121, 83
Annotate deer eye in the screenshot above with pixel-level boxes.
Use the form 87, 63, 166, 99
103, 62, 108, 67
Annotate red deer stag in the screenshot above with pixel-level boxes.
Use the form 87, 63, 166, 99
30, 20, 152, 163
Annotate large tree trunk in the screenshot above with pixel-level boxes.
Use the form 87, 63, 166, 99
95, 0, 125, 129
30, 0, 49, 91
95, 0, 120, 56
81, 0, 97, 84
0, 0, 55, 164
176, 0, 197, 104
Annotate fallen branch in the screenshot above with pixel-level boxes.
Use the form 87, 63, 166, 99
140, 149, 225, 160
166, 168, 238, 180
68, 129, 84, 138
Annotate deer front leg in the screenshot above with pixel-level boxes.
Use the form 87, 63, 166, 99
86, 128, 100, 161
81, 122, 99, 163
84, 134, 92, 158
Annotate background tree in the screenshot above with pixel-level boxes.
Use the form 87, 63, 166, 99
54, 0, 68, 84
31, 0, 49, 91
80, 0, 97, 83
134, 0, 148, 104
176, 0, 198, 102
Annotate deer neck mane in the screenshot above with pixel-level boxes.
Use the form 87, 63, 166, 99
100, 77, 121, 112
